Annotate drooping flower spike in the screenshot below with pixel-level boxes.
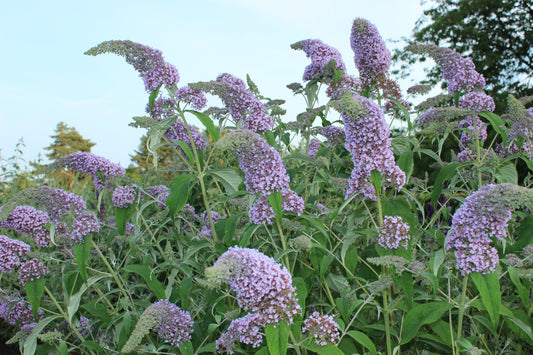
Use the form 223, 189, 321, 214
85, 40, 179, 92
291, 39, 346, 83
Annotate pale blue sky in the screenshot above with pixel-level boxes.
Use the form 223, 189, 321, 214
0, 0, 426, 167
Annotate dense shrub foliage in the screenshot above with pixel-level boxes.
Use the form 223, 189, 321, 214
1, 18, 533, 355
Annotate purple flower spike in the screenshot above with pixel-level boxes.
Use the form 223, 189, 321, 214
206, 247, 301, 325
332, 93, 405, 200
112, 186, 137, 208
308, 139, 321, 158
146, 185, 170, 208
302, 312, 340, 346
18, 258, 49, 286
446, 183, 533, 275
291, 39, 346, 82
61, 152, 125, 191
1, 206, 51, 247
190, 74, 274, 133
377, 216, 410, 250
216, 313, 266, 354
175, 86, 207, 111
85, 40, 179, 92
350, 18, 391, 86
0, 235, 31, 273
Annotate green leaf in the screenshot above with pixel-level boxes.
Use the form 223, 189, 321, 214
81, 302, 111, 325
479, 112, 507, 146
370, 170, 382, 192
148, 85, 162, 114
73, 235, 92, 282
400, 302, 453, 344
431, 162, 462, 205
512, 214, 533, 252
115, 204, 135, 236
122, 264, 166, 300
186, 110, 219, 141
118, 312, 132, 351
398, 151, 414, 182
267, 190, 283, 223
336, 296, 359, 324
470, 272, 500, 328
23, 316, 61, 355
179, 340, 194, 355
508, 268, 531, 308
25, 278, 46, 320
239, 224, 260, 247
495, 161, 518, 184
292, 277, 307, 311
67, 275, 106, 325
347, 330, 377, 355
302, 342, 345, 355
174, 141, 193, 161
265, 321, 289, 355
166, 174, 195, 216
81, 340, 105, 354
393, 272, 414, 307
223, 215, 238, 245
208, 168, 243, 195
180, 277, 193, 309
263, 131, 277, 148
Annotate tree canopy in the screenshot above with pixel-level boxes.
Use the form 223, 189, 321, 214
396, 0, 533, 100
44, 122, 95, 160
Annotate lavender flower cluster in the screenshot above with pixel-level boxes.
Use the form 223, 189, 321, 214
207, 247, 301, 352
18, 258, 48, 285
61, 152, 125, 191
85, 40, 179, 92
112, 186, 137, 208
446, 184, 533, 275
377, 216, 410, 250
308, 139, 321, 158
350, 18, 391, 87
216, 313, 265, 354
191, 74, 274, 133
333, 93, 405, 200
122, 300, 193, 352
0, 235, 31, 273
291, 39, 346, 82
302, 312, 340, 346
0, 297, 42, 330
217, 129, 304, 224
1, 206, 51, 247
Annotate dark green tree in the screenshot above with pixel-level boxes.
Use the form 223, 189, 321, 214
395, 0, 533, 100
44, 122, 96, 160
128, 135, 182, 179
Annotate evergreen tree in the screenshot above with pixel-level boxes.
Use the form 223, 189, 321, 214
44, 122, 95, 160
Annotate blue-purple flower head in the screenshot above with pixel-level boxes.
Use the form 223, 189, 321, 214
302, 312, 340, 346
0, 297, 43, 330
175, 86, 207, 111
332, 93, 405, 200
446, 183, 533, 275
0, 235, 31, 273
122, 300, 193, 352
308, 139, 321, 158
377, 216, 410, 249
1, 206, 51, 247
112, 186, 137, 208
206, 247, 301, 325
217, 130, 290, 194
291, 39, 346, 83
216, 313, 265, 354
18, 258, 48, 286
350, 18, 391, 86
61, 152, 125, 191
85, 40, 179, 92
407, 44, 485, 95
190, 74, 274, 133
